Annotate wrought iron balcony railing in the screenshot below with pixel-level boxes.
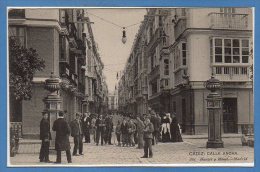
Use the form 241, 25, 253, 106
209, 13, 248, 30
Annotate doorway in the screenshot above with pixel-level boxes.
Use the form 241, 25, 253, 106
223, 98, 238, 133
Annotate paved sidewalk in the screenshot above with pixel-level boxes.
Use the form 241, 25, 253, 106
10, 137, 254, 166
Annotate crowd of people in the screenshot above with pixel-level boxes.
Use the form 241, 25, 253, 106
39, 108, 183, 163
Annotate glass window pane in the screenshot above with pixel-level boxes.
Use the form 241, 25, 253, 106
233, 56, 240, 63
233, 48, 240, 55
242, 48, 249, 55
182, 51, 186, 57
215, 47, 222, 54
242, 40, 249, 47
215, 39, 222, 46
242, 56, 249, 63
233, 39, 239, 47
215, 55, 222, 63
18, 28, 25, 36
225, 48, 231, 55
182, 43, 186, 50
225, 56, 231, 63
224, 39, 231, 47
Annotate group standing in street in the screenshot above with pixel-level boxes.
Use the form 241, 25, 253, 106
39, 107, 183, 163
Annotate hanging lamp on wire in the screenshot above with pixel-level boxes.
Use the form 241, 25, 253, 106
122, 27, 127, 44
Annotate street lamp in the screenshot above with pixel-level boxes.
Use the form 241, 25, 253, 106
43, 72, 62, 149
204, 75, 224, 148
122, 27, 127, 44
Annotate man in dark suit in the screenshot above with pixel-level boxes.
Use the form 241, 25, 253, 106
52, 111, 72, 163
95, 114, 105, 146
39, 111, 52, 163
70, 113, 83, 156
141, 116, 154, 158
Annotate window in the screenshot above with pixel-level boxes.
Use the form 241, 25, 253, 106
164, 59, 169, 75
151, 81, 158, 95
59, 36, 69, 62
211, 38, 250, 64
182, 43, 187, 65
8, 26, 26, 47
173, 41, 187, 70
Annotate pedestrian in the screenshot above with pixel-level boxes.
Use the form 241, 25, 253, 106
141, 116, 154, 158
39, 111, 52, 163
136, 116, 145, 149
95, 114, 106, 146
70, 113, 84, 156
52, 111, 72, 163
170, 113, 183, 142
161, 113, 171, 142
91, 114, 97, 143
121, 118, 128, 147
83, 113, 91, 143
107, 115, 114, 145
128, 119, 136, 147
115, 120, 121, 146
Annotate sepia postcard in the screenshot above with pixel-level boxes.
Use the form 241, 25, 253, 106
7, 7, 254, 167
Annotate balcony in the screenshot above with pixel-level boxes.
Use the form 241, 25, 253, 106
160, 78, 170, 90
149, 65, 160, 82
209, 13, 248, 30
147, 27, 163, 50
174, 18, 187, 40
8, 9, 25, 19
212, 65, 250, 82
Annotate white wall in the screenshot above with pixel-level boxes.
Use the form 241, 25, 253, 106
26, 9, 60, 21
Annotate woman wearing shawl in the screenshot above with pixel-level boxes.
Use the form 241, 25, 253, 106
170, 113, 183, 142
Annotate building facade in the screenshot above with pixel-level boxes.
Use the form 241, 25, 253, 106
108, 90, 118, 114
118, 8, 253, 134
8, 8, 108, 138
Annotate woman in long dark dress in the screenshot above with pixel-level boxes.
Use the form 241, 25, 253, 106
170, 113, 183, 142
160, 113, 171, 142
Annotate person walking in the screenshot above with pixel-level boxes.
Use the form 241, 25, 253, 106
83, 113, 91, 143
121, 118, 128, 147
136, 116, 145, 149
115, 120, 121, 146
95, 114, 105, 146
52, 111, 72, 163
70, 113, 84, 156
170, 113, 183, 142
91, 115, 97, 143
141, 116, 154, 158
106, 115, 114, 145
39, 111, 52, 163
128, 119, 136, 147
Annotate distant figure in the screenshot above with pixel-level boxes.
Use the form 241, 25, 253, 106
170, 113, 183, 142
136, 116, 145, 149
91, 115, 97, 143
115, 120, 121, 146
95, 114, 106, 146
121, 119, 128, 147
83, 113, 91, 143
39, 111, 52, 163
128, 119, 136, 147
141, 116, 154, 158
70, 113, 83, 156
52, 111, 72, 163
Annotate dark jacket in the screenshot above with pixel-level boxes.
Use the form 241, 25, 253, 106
40, 118, 51, 140
83, 117, 91, 132
52, 118, 71, 151
121, 123, 128, 134
95, 118, 105, 131
70, 119, 83, 137
143, 122, 154, 139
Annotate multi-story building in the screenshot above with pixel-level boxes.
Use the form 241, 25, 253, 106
82, 13, 108, 115
8, 8, 108, 138
118, 8, 253, 134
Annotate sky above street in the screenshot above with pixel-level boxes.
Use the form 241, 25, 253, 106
87, 9, 146, 93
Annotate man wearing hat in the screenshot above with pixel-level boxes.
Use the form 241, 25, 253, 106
39, 111, 52, 163
70, 113, 84, 156
52, 111, 72, 163
141, 115, 154, 158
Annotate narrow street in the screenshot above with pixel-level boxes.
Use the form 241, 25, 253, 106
10, 136, 253, 166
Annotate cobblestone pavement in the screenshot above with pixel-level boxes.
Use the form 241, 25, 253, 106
10, 137, 254, 166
